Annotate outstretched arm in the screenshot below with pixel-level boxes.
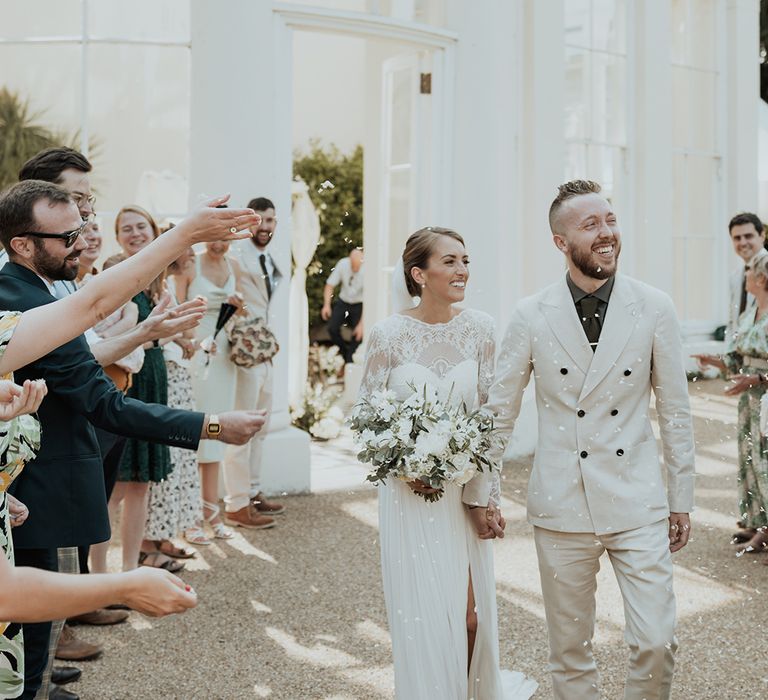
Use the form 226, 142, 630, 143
0, 196, 258, 375
0, 554, 197, 621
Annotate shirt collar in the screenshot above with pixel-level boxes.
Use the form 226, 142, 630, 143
566, 273, 615, 304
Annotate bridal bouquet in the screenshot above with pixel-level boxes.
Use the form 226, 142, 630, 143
350, 383, 500, 502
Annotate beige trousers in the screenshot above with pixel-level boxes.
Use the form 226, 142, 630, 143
534, 520, 677, 700
223, 361, 273, 511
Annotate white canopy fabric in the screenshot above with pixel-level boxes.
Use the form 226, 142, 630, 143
288, 178, 322, 407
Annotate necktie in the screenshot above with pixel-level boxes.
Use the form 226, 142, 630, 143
580, 296, 601, 351
259, 253, 272, 300
739, 276, 748, 315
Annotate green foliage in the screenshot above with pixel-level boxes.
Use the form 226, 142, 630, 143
293, 141, 363, 328
0, 88, 78, 190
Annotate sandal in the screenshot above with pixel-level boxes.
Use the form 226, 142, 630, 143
203, 500, 234, 540
184, 526, 212, 546
138, 550, 186, 573
731, 528, 757, 544
155, 539, 197, 559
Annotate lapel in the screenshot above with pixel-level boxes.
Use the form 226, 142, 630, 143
540, 279, 593, 374
578, 275, 643, 402
1, 262, 53, 296
237, 242, 270, 307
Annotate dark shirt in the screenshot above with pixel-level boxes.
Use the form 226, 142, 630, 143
566, 274, 615, 349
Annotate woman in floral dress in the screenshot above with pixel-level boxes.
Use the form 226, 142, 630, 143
696, 251, 768, 557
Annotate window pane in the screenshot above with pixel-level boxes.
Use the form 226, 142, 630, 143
686, 155, 718, 238
85, 44, 190, 229
592, 0, 627, 54
670, 0, 688, 64
387, 169, 412, 258
0, 0, 81, 40
671, 66, 690, 149
565, 47, 589, 141
564, 0, 591, 49
689, 0, 716, 71
0, 43, 82, 142
87, 0, 190, 43
686, 71, 716, 152
389, 67, 413, 167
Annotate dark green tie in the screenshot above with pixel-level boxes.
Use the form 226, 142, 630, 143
580, 296, 601, 351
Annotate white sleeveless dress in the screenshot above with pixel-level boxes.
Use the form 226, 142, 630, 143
359, 310, 537, 700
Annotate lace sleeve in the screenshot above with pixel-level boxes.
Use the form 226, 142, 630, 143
477, 321, 496, 406
357, 323, 391, 401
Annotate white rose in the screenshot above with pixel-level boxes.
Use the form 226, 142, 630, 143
451, 453, 476, 485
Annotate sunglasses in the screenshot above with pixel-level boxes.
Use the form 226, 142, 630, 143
19, 221, 88, 248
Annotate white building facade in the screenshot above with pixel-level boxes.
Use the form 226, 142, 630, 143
1, 0, 760, 489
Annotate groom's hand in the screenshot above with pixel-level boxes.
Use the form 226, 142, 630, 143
468, 506, 505, 539
668, 512, 691, 552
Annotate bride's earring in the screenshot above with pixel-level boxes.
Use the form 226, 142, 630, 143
421, 283, 426, 289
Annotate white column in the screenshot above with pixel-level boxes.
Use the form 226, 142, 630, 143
190, 0, 310, 494
725, 0, 759, 213
630, 0, 674, 296
517, 0, 566, 303
442, 0, 529, 326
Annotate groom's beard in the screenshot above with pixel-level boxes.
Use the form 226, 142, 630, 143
570, 240, 620, 281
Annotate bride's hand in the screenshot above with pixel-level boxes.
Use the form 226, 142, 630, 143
0, 379, 47, 420
406, 479, 440, 496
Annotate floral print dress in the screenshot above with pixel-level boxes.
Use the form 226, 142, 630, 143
724, 307, 768, 529
0, 312, 42, 698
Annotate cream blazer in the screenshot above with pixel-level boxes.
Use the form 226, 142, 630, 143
464, 275, 695, 535
228, 240, 282, 320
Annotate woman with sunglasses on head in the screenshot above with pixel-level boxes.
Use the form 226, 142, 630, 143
0, 180, 258, 698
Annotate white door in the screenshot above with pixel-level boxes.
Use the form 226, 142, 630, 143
379, 49, 451, 314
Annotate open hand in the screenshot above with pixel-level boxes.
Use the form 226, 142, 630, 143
142, 295, 206, 341
212, 410, 268, 444
691, 353, 725, 372
724, 374, 760, 396
668, 512, 691, 553
183, 195, 261, 244
321, 304, 332, 321
0, 379, 47, 420
7, 494, 29, 528
120, 568, 198, 617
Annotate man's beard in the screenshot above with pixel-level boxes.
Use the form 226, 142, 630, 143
570, 242, 619, 280
32, 240, 79, 281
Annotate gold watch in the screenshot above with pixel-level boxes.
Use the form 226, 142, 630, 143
206, 414, 222, 439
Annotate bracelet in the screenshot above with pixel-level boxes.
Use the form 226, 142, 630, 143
152, 339, 160, 348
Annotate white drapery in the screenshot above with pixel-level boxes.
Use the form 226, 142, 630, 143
288, 178, 321, 407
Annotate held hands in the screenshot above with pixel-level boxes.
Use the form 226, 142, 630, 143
0, 379, 47, 420
183, 195, 261, 245
205, 410, 268, 445
468, 504, 506, 540
120, 568, 197, 617
668, 512, 691, 553
142, 293, 206, 341
7, 494, 29, 528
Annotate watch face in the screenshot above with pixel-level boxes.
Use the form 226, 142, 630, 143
208, 423, 221, 435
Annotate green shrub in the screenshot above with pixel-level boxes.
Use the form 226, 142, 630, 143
293, 141, 363, 329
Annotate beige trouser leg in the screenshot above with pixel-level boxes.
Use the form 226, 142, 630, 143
534, 520, 677, 700
35, 547, 80, 699
223, 362, 273, 511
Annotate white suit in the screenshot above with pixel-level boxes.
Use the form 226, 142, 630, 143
467, 274, 695, 700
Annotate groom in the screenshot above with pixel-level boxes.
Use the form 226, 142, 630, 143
466, 180, 695, 699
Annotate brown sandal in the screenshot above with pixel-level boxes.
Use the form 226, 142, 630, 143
154, 539, 197, 559
138, 550, 185, 573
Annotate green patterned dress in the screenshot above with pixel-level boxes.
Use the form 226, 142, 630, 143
724, 307, 768, 529
0, 312, 42, 698
118, 293, 172, 482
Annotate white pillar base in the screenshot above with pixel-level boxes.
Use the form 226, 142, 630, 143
260, 426, 312, 495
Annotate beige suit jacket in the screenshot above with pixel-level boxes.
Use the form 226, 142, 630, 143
229, 240, 282, 320
464, 274, 695, 535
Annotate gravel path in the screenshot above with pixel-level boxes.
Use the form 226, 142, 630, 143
67, 379, 766, 699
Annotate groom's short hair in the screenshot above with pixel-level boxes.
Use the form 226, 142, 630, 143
548, 179, 602, 235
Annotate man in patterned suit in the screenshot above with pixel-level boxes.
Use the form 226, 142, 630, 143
224, 197, 285, 529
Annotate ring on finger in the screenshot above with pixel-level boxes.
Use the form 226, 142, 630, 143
229, 226, 238, 234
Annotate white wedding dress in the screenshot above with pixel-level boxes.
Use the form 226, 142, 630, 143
359, 309, 537, 700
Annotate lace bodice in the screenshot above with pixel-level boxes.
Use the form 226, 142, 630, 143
359, 308, 500, 505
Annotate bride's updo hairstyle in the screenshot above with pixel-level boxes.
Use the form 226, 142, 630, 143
402, 226, 465, 297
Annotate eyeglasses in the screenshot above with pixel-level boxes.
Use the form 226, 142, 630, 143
70, 191, 96, 209
20, 221, 88, 248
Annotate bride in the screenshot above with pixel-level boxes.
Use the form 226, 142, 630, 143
358, 228, 537, 699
